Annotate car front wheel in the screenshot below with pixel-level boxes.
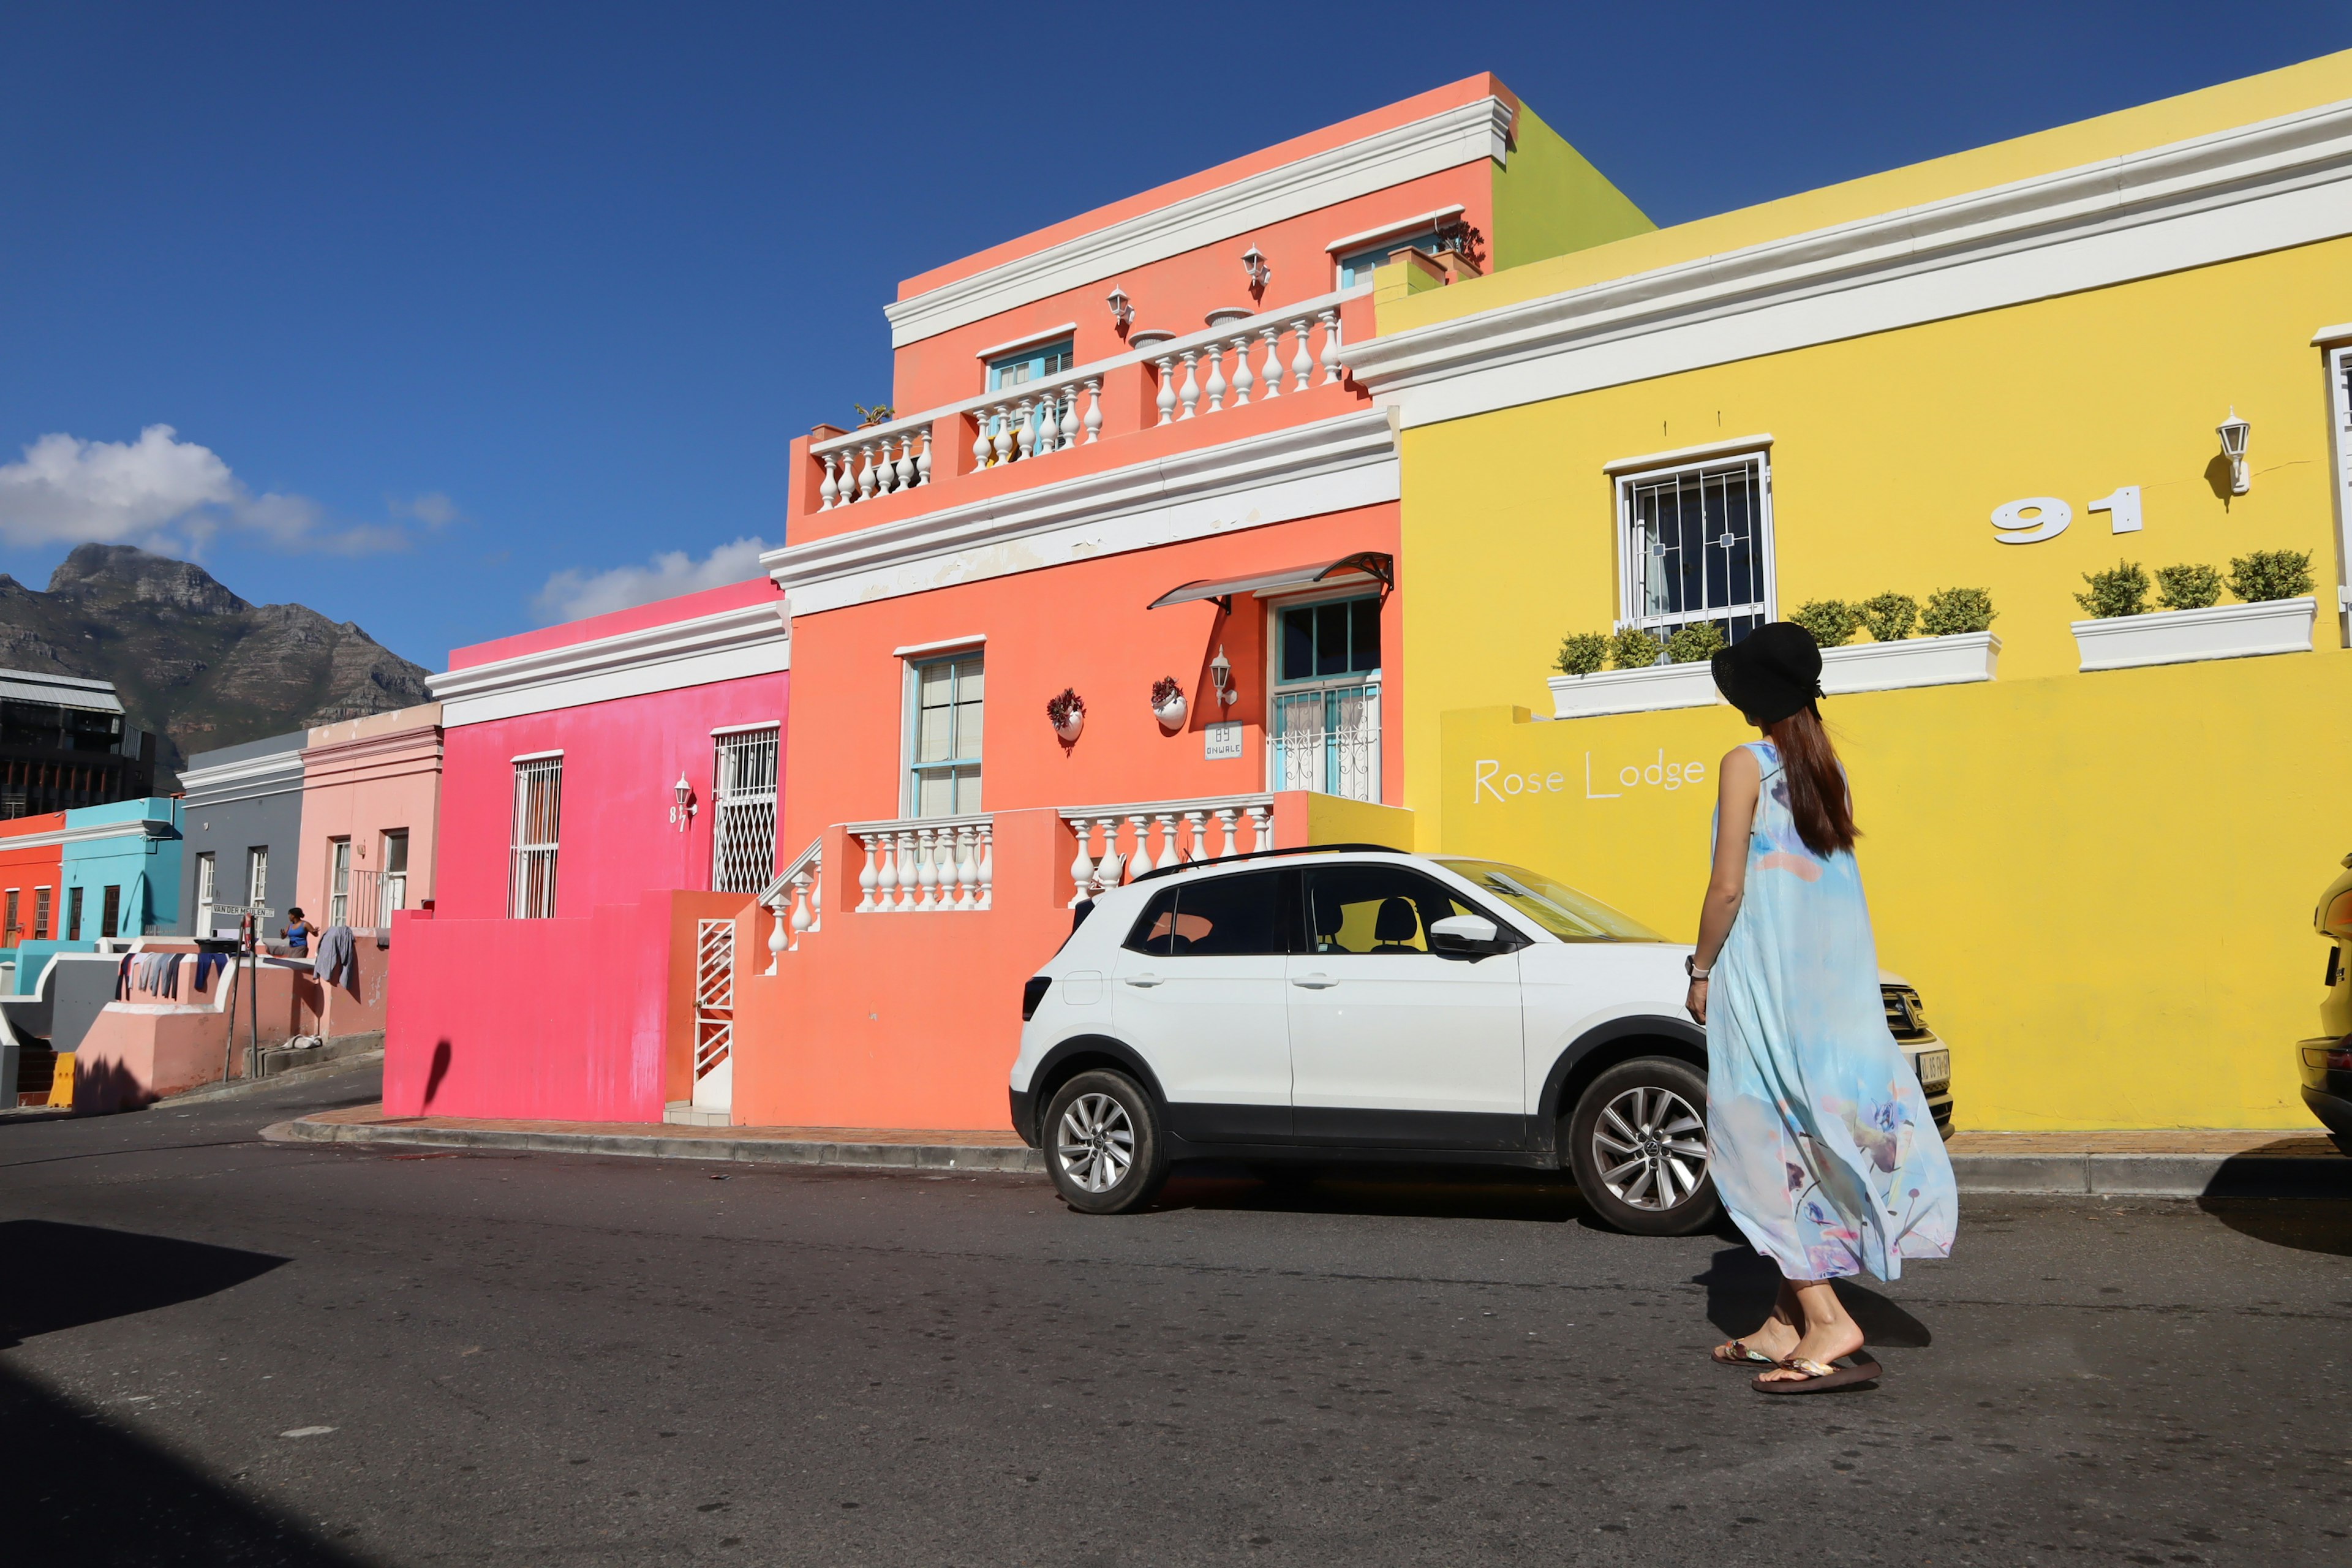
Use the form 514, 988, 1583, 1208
1044, 1069, 1169, 1215
1567, 1057, 1722, 1237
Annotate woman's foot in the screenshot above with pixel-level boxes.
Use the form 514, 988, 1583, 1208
1756, 1281, 1866, 1383
1713, 1280, 1803, 1365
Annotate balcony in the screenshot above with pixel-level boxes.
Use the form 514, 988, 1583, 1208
793, 288, 1373, 533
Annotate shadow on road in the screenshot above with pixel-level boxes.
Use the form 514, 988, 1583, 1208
2194, 1197, 2352, 1256
1692, 1246, 1936, 1347
0, 1220, 287, 1351
1152, 1162, 1596, 1223
0, 1362, 367, 1567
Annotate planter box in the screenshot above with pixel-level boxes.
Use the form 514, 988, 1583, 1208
1820, 631, 2000, 695
2071, 597, 2315, 673
1548, 660, 1721, 720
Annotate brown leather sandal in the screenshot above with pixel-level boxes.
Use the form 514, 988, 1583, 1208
1710, 1338, 1781, 1367
1751, 1354, 1883, 1394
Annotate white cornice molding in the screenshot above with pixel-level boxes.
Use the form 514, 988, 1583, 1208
883, 98, 1514, 349
766, 410, 1400, 616
178, 750, 305, 801
431, 601, 791, 729
1345, 97, 2352, 426
0, 816, 176, 853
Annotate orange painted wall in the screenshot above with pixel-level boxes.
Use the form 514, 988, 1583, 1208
0, 812, 66, 944
777, 500, 1403, 856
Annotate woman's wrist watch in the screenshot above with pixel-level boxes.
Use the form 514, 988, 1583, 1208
1684, 956, 1710, 981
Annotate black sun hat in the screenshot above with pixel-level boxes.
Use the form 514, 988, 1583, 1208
1709, 622, 1824, 725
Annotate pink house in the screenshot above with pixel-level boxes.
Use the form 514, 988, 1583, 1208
383, 579, 789, 1121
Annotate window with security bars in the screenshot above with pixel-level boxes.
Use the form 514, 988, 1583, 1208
36, 885, 51, 940
909, 657, 982, 818
2327, 344, 2352, 633
509, 756, 563, 919
710, 728, 779, 893
1618, 454, 1774, 646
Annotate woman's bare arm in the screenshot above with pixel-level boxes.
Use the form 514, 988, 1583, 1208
1686, 744, 1761, 1024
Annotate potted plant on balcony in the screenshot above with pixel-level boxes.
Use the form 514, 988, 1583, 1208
1047, 687, 1086, 743
2070, 550, 2315, 671
1150, 676, 1187, 730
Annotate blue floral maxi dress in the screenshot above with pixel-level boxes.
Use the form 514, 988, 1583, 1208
1706, 741, 1958, 1281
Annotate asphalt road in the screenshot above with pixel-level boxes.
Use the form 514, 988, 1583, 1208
2, 1072, 2347, 1567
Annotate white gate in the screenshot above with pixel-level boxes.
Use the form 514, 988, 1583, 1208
691, 918, 734, 1111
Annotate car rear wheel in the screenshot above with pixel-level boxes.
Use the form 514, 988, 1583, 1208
1567, 1057, 1721, 1237
1044, 1069, 1169, 1215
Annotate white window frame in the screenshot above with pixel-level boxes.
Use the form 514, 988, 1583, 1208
1614, 448, 1777, 644
379, 830, 409, 925
509, 755, 564, 919
902, 651, 984, 819
2323, 339, 2352, 642
327, 838, 352, 927
194, 854, 216, 936
247, 846, 269, 908
710, 725, 780, 894
34, 884, 51, 941
1264, 586, 1383, 803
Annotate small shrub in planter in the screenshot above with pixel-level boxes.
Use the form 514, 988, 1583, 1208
1859, 592, 1918, 642
1664, 622, 1725, 665
1608, 627, 1664, 670
1046, 687, 1086, 739
1790, 600, 1862, 647
1554, 631, 1609, 677
2153, 563, 2222, 611
1919, 587, 1997, 636
2075, 561, 2149, 619
2226, 548, 2315, 603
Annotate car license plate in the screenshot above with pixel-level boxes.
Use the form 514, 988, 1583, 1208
1915, 1050, 1951, 1090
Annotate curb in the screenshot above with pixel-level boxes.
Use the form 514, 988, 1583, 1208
172, 1050, 385, 1106
1950, 1150, 2350, 1199
260, 1114, 1045, 1174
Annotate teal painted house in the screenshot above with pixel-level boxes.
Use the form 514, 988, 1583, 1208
59, 797, 183, 941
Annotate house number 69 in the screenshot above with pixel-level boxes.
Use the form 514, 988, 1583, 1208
1991, 485, 2141, 545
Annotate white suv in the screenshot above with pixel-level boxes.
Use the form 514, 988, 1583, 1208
1009, 846, 1955, 1232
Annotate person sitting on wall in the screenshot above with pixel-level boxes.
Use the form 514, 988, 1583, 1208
282, 907, 317, 957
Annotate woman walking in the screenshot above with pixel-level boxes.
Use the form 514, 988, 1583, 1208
1684, 623, 1956, 1393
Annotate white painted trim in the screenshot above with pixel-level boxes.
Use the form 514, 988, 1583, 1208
2324, 342, 2352, 647
892, 636, 987, 659
883, 97, 1514, 348
1346, 96, 2352, 428
771, 410, 1400, 617
432, 602, 791, 728
1548, 661, 1721, 720
708, 721, 782, 737
974, 323, 1079, 361
1819, 631, 2000, 694
0, 816, 175, 853
1603, 434, 1775, 475
1324, 205, 1467, 254
2312, 320, 2352, 345
178, 750, 305, 802
508, 749, 565, 763
2071, 597, 2317, 671
1615, 447, 1777, 635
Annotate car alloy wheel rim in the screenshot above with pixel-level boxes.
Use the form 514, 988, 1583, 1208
1055, 1092, 1136, 1194
1593, 1085, 1708, 1211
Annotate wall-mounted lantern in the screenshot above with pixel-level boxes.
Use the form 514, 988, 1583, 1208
1106, 287, 1133, 335
1209, 646, 1237, 707
2217, 407, 2252, 496
1241, 246, 1270, 295
671, 774, 695, 832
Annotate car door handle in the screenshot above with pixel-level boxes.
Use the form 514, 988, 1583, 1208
1123, 974, 1164, 987
1291, 973, 1338, 989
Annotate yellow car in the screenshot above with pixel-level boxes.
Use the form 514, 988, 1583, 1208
2301, 854, 2352, 1152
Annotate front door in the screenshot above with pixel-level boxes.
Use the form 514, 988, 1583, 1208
1287, 863, 1525, 1150
1109, 868, 1293, 1144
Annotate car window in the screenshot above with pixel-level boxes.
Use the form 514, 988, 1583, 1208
1433, 858, 1664, 943
1124, 871, 1284, 957
1303, 864, 1479, 956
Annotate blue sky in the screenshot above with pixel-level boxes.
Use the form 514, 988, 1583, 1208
4, 2, 2347, 671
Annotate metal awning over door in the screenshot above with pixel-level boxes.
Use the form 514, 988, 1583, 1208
1146, 551, 1393, 614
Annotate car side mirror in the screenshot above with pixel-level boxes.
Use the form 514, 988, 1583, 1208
1429, 914, 1510, 957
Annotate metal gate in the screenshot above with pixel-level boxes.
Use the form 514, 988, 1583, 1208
711, 728, 780, 894
692, 918, 734, 1110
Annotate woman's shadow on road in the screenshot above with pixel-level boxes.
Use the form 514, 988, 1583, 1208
1692, 1245, 1935, 1347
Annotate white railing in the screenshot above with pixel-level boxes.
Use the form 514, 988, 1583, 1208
1270, 685, 1381, 802
813, 287, 1363, 509
845, 814, 994, 913
758, 836, 823, 973
1060, 793, 1275, 907
693, 918, 734, 1081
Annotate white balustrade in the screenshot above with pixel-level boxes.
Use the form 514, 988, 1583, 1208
813, 298, 1357, 507
1057, 794, 1275, 904
758, 838, 824, 972
845, 816, 993, 913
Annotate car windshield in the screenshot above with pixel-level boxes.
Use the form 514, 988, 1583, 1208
1432, 859, 1664, 943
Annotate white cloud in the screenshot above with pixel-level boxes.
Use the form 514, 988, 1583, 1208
394, 491, 461, 528
534, 537, 772, 624
0, 424, 414, 556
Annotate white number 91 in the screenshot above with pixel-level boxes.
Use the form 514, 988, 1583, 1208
1990, 497, 2072, 545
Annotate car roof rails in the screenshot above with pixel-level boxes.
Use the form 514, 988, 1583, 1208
1126, 842, 1408, 886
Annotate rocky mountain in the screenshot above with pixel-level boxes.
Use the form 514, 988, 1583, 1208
0, 544, 435, 786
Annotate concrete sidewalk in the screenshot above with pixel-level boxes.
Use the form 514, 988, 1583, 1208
263, 1104, 2350, 1196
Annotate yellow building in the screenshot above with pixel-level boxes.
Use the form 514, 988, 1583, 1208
1345, 52, 2352, 1131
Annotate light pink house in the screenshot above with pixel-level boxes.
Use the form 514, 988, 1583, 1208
298, 702, 444, 936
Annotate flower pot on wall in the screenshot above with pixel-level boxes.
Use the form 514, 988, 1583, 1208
1547, 661, 1721, 720
1819, 631, 2001, 695
2071, 597, 2316, 673
1153, 695, 1188, 730
1052, 712, 1085, 743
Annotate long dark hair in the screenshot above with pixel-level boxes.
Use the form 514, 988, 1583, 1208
1763, 706, 1858, 857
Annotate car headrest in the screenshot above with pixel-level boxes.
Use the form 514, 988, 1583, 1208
1373, 896, 1419, 943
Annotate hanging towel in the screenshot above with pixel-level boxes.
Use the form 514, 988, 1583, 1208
163, 952, 184, 998
317, 923, 358, 990
115, 951, 134, 1000
192, 951, 228, 993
